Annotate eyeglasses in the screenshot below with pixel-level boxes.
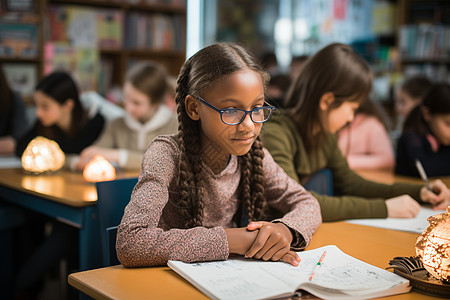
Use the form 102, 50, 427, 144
193, 96, 276, 125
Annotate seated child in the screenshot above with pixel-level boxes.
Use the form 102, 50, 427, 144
116, 42, 321, 267
76, 61, 178, 171
338, 98, 394, 170
396, 83, 450, 177
15, 72, 105, 166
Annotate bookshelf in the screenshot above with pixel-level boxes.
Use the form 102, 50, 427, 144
397, 0, 450, 82
0, 0, 186, 103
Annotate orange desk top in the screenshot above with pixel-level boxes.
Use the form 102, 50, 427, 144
68, 222, 437, 300
0, 168, 139, 207
356, 169, 450, 187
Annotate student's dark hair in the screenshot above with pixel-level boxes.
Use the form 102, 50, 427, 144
284, 43, 373, 152
126, 61, 168, 105
0, 66, 13, 116
175, 42, 270, 228
36, 72, 84, 137
400, 75, 432, 100
403, 83, 450, 134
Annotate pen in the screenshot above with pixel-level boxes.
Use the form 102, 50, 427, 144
308, 250, 327, 281
415, 159, 434, 192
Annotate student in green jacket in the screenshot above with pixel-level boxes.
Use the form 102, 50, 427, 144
262, 43, 450, 222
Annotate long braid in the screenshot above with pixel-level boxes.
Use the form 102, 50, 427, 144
173, 42, 270, 228
175, 58, 205, 228
239, 136, 266, 223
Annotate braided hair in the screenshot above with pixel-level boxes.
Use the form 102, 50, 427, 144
174, 43, 269, 228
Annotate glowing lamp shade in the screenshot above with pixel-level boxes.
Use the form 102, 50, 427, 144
83, 155, 116, 183
416, 206, 450, 282
21, 136, 65, 173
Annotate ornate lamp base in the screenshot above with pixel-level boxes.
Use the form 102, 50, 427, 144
388, 256, 450, 298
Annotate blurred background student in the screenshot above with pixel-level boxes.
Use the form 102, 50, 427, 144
395, 83, 450, 177
76, 61, 178, 171
338, 98, 395, 171
262, 43, 450, 222
392, 75, 432, 140
0, 66, 30, 156
15, 72, 105, 167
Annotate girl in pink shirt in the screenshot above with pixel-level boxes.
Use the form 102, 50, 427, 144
338, 99, 395, 170
116, 43, 321, 267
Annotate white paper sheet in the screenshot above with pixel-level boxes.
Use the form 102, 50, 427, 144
346, 207, 446, 233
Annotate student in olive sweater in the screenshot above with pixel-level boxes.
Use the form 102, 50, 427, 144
262, 43, 450, 222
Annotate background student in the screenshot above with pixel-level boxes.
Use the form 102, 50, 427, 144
0, 66, 30, 155
15, 72, 105, 168
116, 42, 321, 268
392, 75, 432, 142
338, 98, 395, 170
395, 83, 450, 177
76, 61, 178, 171
262, 43, 450, 222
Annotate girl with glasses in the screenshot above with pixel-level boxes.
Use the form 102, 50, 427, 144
262, 43, 450, 222
117, 42, 321, 267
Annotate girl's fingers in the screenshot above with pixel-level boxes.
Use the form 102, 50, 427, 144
267, 245, 290, 262
245, 229, 270, 258
280, 251, 301, 267
246, 221, 267, 231
256, 235, 283, 260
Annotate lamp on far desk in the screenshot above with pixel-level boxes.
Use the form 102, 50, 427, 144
21, 136, 65, 174
83, 155, 116, 183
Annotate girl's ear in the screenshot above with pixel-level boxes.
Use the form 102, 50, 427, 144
185, 95, 200, 121
319, 92, 335, 111
421, 106, 431, 122
64, 98, 74, 111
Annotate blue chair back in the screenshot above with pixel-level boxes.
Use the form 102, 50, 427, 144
303, 169, 334, 196
96, 177, 138, 266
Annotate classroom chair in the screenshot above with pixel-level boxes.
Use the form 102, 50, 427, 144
95, 177, 138, 267
303, 168, 334, 196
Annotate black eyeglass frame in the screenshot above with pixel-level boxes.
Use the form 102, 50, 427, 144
193, 95, 276, 125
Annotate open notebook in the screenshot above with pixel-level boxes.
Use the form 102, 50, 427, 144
168, 245, 410, 300
347, 207, 446, 233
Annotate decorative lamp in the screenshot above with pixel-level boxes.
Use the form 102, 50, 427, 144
21, 136, 65, 174
415, 206, 450, 283
83, 155, 116, 183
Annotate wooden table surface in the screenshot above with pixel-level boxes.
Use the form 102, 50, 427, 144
0, 168, 139, 207
68, 222, 438, 300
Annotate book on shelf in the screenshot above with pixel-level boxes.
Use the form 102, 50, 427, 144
97, 9, 123, 49
0, 22, 38, 57
168, 245, 411, 300
44, 42, 99, 92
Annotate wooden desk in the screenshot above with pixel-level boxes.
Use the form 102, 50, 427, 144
68, 222, 436, 300
0, 168, 139, 270
356, 169, 450, 187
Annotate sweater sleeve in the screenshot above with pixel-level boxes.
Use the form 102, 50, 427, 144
319, 135, 423, 221
262, 149, 321, 250
116, 137, 229, 267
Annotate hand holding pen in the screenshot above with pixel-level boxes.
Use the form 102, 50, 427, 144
415, 159, 450, 210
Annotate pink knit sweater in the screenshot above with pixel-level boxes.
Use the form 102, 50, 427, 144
117, 135, 321, 267
338, 114, 395, 170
